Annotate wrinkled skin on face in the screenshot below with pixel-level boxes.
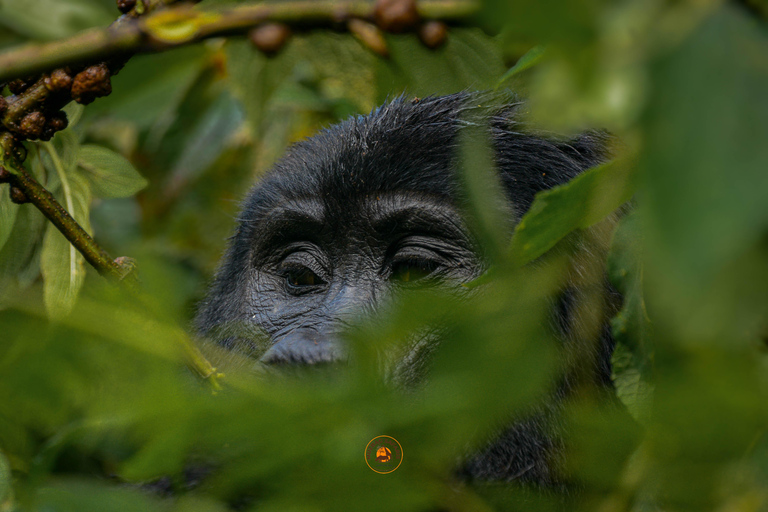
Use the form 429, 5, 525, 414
196, 93, 620, 486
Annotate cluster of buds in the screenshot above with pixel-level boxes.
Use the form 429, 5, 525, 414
247, 0, 448, 58
1, 63, 113, 143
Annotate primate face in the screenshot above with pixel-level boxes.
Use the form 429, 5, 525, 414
245, 192, 481, 364
195, 92, 617, 485
197, 93, 609, 366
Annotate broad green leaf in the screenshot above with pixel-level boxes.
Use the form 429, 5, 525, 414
458, 125, 512, 265
41, 172, 92, 319
642, 6, 768, 340
378, 29, 505, 99
0, 0, 113, 40
36, 479, 165, 512
77, 145, 148, 198
0, 186, 17, 253
39, 131, 81, 194
496, 45, 547, 86
62, 102, 85, 130
0, 450, 11, 510
0, 203, 46, 302
168, 92, 243, 185
509, 158, 637, 265
608, 211, 653, 422
225, 39, 279, 137
87, 46, 206, 129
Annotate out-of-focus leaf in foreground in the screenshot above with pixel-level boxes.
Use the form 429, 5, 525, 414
510, 158, 636, 266
643, 5, 768, 342
640, 5, 768, 510
608, 210, 653, 423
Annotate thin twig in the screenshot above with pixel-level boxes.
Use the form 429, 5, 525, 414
0, 133, 135, 283
0, 0, 479, 83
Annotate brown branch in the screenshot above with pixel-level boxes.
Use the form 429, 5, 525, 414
0, 133, 136, 283
0, 0, 479, 83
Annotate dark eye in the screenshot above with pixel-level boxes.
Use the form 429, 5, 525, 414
285, 267, 324, 291
390, 258, 439, 283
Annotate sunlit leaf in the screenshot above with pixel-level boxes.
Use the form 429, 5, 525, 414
77, 144, 148, 198
143, 9, 220, 44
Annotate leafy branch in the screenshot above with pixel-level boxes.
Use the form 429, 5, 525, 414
0, 0, 478, 384
0, 0, 476, 84
0, 0, 475, 282
0, 133, 135, 282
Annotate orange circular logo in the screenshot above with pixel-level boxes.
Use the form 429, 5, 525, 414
365, 435, 403, 474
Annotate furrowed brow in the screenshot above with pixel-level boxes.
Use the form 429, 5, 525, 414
371, 194, 471, 244
250, 199, 325, 253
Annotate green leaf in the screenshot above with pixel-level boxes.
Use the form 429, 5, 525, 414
39, 131, 81, 194
496, 45, 547, 86
509, 158, 637, 265
0, 450, 12, 510
0, 201, 46, 302
41, 172, 92, 319
168, 92, 243, 185
642, 6, 768, 339
86, 46, 206, 129
36, 479, 165, 512
379, 29, 505, 98
62, 102, 85, 130
0, 0, 113, 40
77, 145, 148, 198
0, 185, 18, 253
608, 211, 653, 422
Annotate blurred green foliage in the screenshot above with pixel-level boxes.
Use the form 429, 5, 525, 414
0, 0, 767, 511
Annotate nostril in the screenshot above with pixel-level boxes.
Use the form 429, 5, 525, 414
259, 333, 347, 366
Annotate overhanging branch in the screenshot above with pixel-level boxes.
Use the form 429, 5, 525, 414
0, 0, 479, 83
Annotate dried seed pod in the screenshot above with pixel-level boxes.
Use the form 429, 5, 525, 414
374, 0, 419, 33
19, 111, 46, 139
418, 21, 447, 49
10, 186, 28, 204
117, 0, 136, 14
71, 63, 112, 105
249, 23, 292, 56
348, 19, 389, 58
39, 128, 55, 142
47, 111, 69, 132
8, 79, 30, 95
39, 111, 69, 141
0, 95, 7, 117
45, 69, 73, 92
0, 166, 11, 183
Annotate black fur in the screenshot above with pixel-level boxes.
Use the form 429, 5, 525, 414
196, 92, 618, 487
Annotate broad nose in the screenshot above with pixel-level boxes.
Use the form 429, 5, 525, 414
260, 283, 375, 366
259, 329, 347, 365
